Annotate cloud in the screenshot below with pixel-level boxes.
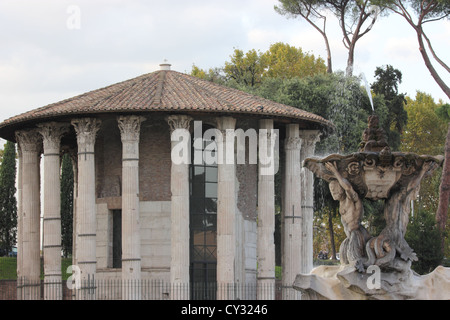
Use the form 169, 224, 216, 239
0, 0, 448, 124
383, 36, 419, 63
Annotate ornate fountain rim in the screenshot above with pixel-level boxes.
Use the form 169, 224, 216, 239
304, 151, 444, 200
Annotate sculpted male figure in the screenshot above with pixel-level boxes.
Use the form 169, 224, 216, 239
325, 161, 371, 272
367, 161, 437, 270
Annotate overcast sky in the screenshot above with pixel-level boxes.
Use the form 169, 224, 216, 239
0, 0, 449, 125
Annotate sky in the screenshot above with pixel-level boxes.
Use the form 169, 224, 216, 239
0, 0, 449, 127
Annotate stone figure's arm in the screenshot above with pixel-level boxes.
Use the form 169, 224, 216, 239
407, 161, 434, 193
325, 162, 358, 199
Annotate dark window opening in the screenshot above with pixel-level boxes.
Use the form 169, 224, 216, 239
112, 209, 122, 269
189, 125, 218, 299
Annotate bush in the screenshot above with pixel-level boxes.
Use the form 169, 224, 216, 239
405, 209, 444, 275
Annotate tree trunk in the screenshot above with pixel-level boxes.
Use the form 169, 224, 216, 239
346, 47, 354, 77
328, 209, 337, 260
437, 123, 450, 252
325, 35, 333, 74
416, 27, 450, 99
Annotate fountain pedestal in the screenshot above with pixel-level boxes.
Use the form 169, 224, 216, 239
294, 264, 450, 300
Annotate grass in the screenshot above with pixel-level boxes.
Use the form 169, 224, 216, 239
0, 257, 73, 280
0, 257, 18, 280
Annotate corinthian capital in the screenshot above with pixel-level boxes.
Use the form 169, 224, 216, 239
166, 115, 193, 133
117, 115, 146, 142
71, 118, 102, 148
299, 130, 321, 147
15, 129, 42, 153
37, 122, 70, 152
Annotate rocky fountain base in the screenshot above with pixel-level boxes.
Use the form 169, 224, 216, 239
294, 264, 450, 300
296, 115, 449, 300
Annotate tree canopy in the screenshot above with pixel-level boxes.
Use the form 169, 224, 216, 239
373, 0, 450, 98
0, 141, 17, 256
275, 0, 382, 76
192, 42, 327, 88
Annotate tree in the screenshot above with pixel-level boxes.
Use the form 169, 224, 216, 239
435, 104, 450, 249
275, 0, 381, 76
0, 141, 17, 256
401, 92, 448, 257
224, 48, 267, 87
401, 92, 447, 156
371, 65, 408, 150
375, 0, 450, 99
262, 42, 327, 78
60, 153, 74, 258
222, 43, 327, 87
275, 0, 334, 73
190, 64, 226, 85
405, 209, 443, 274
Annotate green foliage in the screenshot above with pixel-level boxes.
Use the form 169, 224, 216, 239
249, 72, 384, 155
224, 48, 266, 87
261, 42, 326, 79
405, 209, 444, 274
435, 103, 450, 121
401, 91, 447, 156
192, 42, 327, 88
60, 153, 74, 258
371, 65, 407, 151
374, 0, 450, 21
0, 141, 17, 256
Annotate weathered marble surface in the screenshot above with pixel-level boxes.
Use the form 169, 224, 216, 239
294, 264, 450, 300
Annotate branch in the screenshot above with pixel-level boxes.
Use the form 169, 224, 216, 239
421, 31, 450, 73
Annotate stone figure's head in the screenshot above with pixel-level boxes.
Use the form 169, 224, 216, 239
329, 180, 345, 201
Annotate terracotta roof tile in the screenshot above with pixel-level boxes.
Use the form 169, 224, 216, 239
0, 70, 332, 140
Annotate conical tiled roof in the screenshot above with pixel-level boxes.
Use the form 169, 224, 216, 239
0, 68, 332, 141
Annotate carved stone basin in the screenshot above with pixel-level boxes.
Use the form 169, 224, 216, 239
304, 150, 443, 201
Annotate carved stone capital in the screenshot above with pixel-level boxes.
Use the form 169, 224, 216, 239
37, 122, 70, 152
15, 129, 42, 153
71, 118, 102, 149
285, 136, 302, 150
166, 114, 193, 133
117, 115, 146, 142
300, 130, 321, 146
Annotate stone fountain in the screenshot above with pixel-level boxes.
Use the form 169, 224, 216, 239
294, 115, 449, 300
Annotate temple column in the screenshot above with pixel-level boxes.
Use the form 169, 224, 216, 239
299, 130, 321, 275
166, 115, 192, 300
15, 129, 42, 300
71, 118, 101, 299
216, 116, 237, 300
15, 142, 23, 300
117, 115, 146, 300
257, 119, 276, 300
37, 122, 69, 300
282, 124, 302, 300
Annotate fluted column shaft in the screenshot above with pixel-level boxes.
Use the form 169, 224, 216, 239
118, 115, 145, 300
216, 117, 236, 300
167, 115, 192, 300
15, 129, 42, 300
38, 122, 69, 300
299, 130, 321, 275
71, 118, 101, 298
257, 119, 276, 300
16, 144, 23, 300
282, 124, 302, 300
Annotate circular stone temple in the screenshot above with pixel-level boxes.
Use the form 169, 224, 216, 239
0, 64, 332, 300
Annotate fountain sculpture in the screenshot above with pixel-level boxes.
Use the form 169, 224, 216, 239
294, 115, 449, 300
